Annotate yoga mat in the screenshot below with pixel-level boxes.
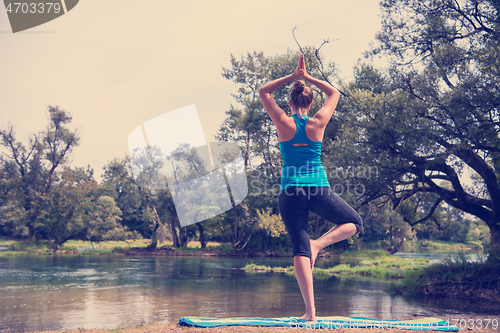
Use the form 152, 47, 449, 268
179, 316, 459, 331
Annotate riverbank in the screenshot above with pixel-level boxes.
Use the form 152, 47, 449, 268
0, 238, 431, 279
0, 239, 233, 257
29, 315, 500, 333
0, 238, 484, 258
390, 255, 500, 302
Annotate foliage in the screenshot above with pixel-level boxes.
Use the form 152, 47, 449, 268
330, 0, 500, 261
360, 202, 415, 252
255, 208, 287, 238
0, 107, 134, 248
100, 158, 155, 238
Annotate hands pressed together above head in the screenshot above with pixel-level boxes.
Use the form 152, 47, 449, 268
292, 54, 309, 80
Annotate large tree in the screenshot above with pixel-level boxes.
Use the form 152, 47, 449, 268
0, 106, 79, 240
345, 0, 500, 261
100, 156, 180, 250
0, 106, 133, 247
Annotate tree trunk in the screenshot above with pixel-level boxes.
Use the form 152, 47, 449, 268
488, 219, 500, 265
145, 193, 162, 251
147, 223, 159, 251
313, 216, 325, 236
232, 206, 239, 245
197, 222, 206, 249
178, 226, 187, 247
170, 213, 180, 248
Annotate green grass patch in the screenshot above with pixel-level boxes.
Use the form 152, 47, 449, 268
244, 263, 292, 274
0, 250, 27, 257
173, 242, 233, 255
5, 239, 52, 253
0, 239, 157, 256
242, 250, 429, 279
63, 239, 151, 251
0, 238, 16, 247
0, 238, 233, 256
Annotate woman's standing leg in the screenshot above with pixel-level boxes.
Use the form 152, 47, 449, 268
278, 187, 316, 321
294, 255, 316, 321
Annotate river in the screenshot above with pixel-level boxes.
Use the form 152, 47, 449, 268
0, 252, 497, 332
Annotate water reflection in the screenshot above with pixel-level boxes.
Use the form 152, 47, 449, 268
0, 255, 497, 333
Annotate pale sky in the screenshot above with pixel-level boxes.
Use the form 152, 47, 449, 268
0, 0, 383, 182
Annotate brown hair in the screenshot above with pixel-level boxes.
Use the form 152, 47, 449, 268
289, 80, 313, 118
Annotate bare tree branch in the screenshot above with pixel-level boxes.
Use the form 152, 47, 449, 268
292, 27, 347, 97
407, 197, 443, 226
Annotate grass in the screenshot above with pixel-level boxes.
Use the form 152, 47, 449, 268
64, 239, 150, 253
2, 239, 54, 254
243, 250, 429, 279
0, 238, 15, 247
174, 242, 234, 255
0, 250, 27, 257
0, 238, 234, 257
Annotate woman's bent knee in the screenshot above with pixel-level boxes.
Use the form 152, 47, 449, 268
353, 215, 363, 235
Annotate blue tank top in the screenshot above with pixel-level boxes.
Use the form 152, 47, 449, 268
279, 114, 330, 189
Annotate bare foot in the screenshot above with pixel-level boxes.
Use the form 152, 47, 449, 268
310, 239, 321, 269
299, 313, 317, 321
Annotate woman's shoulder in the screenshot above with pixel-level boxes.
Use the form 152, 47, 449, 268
303, 115, 321, 127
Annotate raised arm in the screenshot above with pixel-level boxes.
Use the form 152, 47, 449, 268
259, 55, 303, 124
302, 69, 340, 129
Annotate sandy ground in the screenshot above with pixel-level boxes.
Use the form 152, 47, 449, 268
27, 315, 499, 333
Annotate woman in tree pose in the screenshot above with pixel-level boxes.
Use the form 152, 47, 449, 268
258, 55, 363, 321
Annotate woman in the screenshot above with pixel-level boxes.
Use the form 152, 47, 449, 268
258, 55, 363, 322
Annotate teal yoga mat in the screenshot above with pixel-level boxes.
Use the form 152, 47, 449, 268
178, 316, 459, 331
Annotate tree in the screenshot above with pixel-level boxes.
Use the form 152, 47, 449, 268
84, 195, 137, 243
0, 106, 136, 248
100, 157, 154, 238
41, 166, 136, 248
0, 106, 79, 241
40, 166, 95, 247
348, 0, 500, 262
101, 156, 175, 250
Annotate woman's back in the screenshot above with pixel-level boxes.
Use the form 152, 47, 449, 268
275, 113, 325, 143
279, 114, 329, 189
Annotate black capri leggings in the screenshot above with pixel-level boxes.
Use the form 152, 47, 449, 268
278, 186, 363, 258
